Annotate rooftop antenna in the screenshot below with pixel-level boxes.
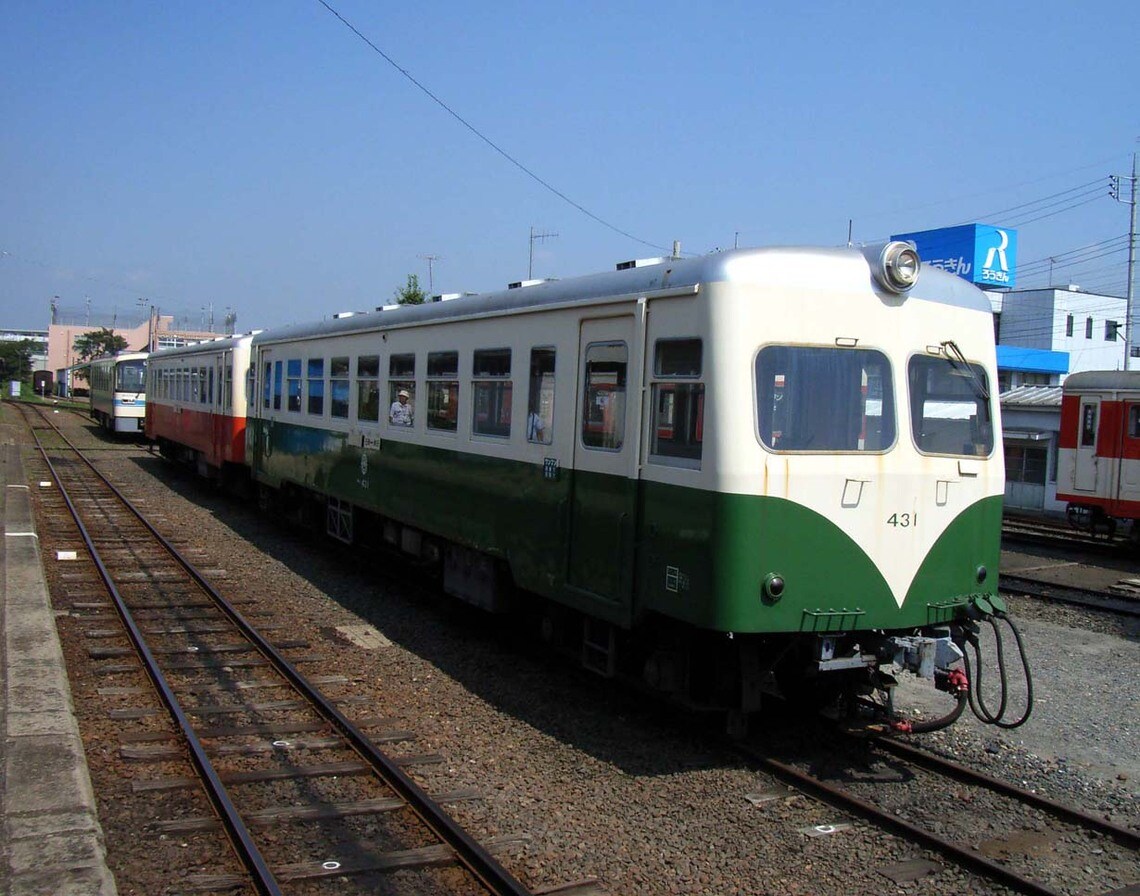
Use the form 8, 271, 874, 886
529, 227, 558, 279
418, 254, 441, 294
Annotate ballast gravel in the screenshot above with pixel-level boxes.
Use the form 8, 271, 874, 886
21, 415, 1140, 896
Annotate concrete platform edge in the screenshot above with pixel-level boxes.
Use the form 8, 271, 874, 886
2, 433, 118, 896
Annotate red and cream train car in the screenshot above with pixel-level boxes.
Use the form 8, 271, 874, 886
145, 334, 253, 481
1056, 370, 1140, 536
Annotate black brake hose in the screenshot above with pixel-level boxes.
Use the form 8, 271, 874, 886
959, 614, 1034, 729
973, 616, 1010, 723
903, 686, 969, 734
989, 613, 1034, 730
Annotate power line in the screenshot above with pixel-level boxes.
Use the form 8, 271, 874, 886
954, 178, 1106, 225
315, 1, 671, 254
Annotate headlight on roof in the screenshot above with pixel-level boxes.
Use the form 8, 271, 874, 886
876, 241, 921, 294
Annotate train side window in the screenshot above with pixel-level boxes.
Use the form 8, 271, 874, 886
273, 361, 283, 411
223, 361, 232, 413
208, 366, 215, 407
907, 354, 992, 457
308, 358, 325, 416
527, 348, 555, 444
1081, 404, 1098, 446
286, 360, 302, 412
472, 348, 511, 438
581, 342, 627, 450
427, 351, 459, 432
356, 355, 379, 422
758, 346, 895, 452
262, 362, 272, 410
1129, 406, 1140, 439
330, 357, 350, 419
388, 354, 415, 428
651, 339, 703, 467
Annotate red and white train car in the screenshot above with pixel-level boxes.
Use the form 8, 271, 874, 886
145, 334, 253, 481
1056, 370, 1140, 536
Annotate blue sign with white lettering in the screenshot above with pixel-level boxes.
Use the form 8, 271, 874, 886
891, 223, 1017, 289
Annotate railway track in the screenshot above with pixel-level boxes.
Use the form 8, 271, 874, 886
738, 729, 1140, 896
16, 403, 543, 895
999, 573, 1140, 617
1003, 515, 1134, 557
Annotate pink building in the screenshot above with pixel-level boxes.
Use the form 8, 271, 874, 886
49, 315, 217, 394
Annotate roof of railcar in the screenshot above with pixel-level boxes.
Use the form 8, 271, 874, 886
249, 244, 991, 347
89, 351, 148, 366
1062, 370, 1140, 394
146, 334, 254, 361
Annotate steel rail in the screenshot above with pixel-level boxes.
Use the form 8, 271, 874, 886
26, 404, 534, 896
21, 407, 284, 896
999, 573, 1140, 617
743, 746, 1067, 896
871, 737, 1140, 850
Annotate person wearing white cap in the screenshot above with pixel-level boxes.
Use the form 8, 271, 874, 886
389, 388, 413, 426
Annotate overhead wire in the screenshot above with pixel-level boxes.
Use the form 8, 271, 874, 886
315, 0, 672, 254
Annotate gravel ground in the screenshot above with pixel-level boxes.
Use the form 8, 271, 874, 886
14, 407, 1140, 895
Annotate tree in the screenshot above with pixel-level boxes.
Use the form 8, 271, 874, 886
73, 328, 129, 362
394, 273, 427, 306
0, 340, 38, 383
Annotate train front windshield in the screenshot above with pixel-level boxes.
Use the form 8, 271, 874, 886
908, 355, 993, 457
756, 346, 894, 452
116, 360, 147, 393
756, 345, 994, 457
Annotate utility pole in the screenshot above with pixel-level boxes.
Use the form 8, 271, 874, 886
418, 254, 441, 294
529, 227, 558, 280
1113, 151, 1138, 369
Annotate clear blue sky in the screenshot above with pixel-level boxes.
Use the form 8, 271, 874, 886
2, 1, 1137, 333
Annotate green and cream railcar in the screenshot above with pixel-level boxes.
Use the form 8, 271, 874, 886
247, 243, 1003, 714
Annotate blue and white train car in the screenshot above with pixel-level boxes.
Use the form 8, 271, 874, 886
89, 351, 148, 434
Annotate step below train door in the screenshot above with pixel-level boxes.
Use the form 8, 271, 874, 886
567, 315, 638, 614
1074, 396, 1100, 492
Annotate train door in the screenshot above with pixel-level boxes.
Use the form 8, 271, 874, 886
250, 347, 275, 477
567, 316, 638, 608
1117, 401, 1140, 504
214, 351, 228, 462
1074, 397, 1100, 492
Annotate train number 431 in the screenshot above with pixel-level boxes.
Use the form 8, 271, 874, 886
887, 513, 917, 528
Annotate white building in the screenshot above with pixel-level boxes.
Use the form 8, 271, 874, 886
994, 285, 1128, 515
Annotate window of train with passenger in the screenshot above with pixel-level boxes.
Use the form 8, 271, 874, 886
581, 342, 627, 450
307, 359, 325, 415
388, 354, 415, 427
427, 351, 459, 432
286, 360, 302, 412
330, 357, 350, 419
756, 346, 895, 452
356, 355, 379, 422
527, 348, 555, 445
650, 338, 704, 467
472, 349, 511, 438
907, 354, 993, 457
